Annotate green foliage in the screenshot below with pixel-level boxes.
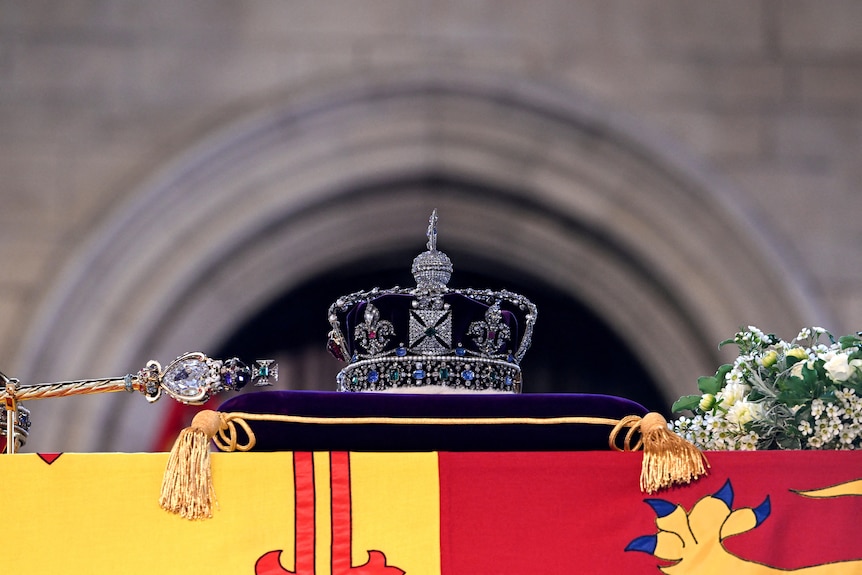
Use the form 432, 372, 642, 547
671, 326, 862, 451
672, 395, 702, 413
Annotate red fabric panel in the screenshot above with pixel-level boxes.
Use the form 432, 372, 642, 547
439, 451, 862, 574
331, 451, 352, 575
704, 451, 862, 569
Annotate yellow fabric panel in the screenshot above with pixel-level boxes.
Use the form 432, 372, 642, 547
2, 451, 439, 575
349, 452, 441, 575
3, 453, 294, 574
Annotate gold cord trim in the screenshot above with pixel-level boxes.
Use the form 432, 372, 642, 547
211, 411, 646, 453
160, 409, 708, 519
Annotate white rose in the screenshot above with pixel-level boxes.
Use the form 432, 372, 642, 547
823, 352, 854, 382
790, 361, 806, 378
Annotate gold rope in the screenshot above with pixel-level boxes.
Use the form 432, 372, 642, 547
211, 411, 644, 453
160, 409, 709, 519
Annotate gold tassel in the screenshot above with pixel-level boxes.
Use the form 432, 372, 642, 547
159, 410, 224, 520
639, 412, 709, 493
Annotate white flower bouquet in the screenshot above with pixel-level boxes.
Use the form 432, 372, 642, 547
671, 326, 862, 450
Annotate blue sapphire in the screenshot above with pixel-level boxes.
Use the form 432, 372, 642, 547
413, 369, 426, 380
455, 346, 466, 357
461, 369, 475, 381
396, 346, 407, 357
505, 376, 513, 387
367, 370, 379, 383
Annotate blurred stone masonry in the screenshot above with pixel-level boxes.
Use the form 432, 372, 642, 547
0, 0, 861, 451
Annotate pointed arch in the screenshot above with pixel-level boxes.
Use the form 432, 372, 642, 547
17, 68, 824, 451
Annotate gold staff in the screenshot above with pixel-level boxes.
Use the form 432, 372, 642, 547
0, 352, 277, 454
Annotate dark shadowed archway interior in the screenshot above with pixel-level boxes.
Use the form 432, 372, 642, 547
215, 248, 669, 415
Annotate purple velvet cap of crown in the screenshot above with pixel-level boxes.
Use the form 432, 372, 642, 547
342, 293, 520, 359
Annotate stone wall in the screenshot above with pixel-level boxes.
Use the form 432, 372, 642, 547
1, 1, 861, 450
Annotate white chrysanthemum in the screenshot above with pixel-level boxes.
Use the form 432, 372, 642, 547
815, 422, 836, 445
719, 382, 749, 408
839, 428, 856, 445
825, 403, 842, 421
726, 400, 761, 427
726, 364, 747, 385
811, 398, 825, 418
737, 432, 759, 450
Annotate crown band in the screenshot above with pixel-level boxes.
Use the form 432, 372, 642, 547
337, 354, 522, 393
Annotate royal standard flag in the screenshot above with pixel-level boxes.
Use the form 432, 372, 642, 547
3, 450, 862, 574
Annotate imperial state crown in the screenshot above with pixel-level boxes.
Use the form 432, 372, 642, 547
326, 210, 537, 393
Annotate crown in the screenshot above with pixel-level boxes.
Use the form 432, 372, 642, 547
326, 210, 537, 393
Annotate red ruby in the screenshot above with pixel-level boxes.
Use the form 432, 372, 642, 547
327, 338, 346, 361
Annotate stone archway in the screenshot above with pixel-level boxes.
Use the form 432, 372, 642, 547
17, 67, 824, 451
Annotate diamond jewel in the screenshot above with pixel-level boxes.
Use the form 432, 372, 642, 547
162, 357, 210, 400
409, 309, 452, 354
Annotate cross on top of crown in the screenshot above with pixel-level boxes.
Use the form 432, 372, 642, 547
426, 208, 438, 251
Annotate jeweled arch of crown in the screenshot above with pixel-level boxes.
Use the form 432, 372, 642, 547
326, 210, 537, 394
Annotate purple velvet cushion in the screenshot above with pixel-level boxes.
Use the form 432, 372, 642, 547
217, 391, 648, 452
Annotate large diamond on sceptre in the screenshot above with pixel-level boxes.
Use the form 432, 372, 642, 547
160, 352, 223, 404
